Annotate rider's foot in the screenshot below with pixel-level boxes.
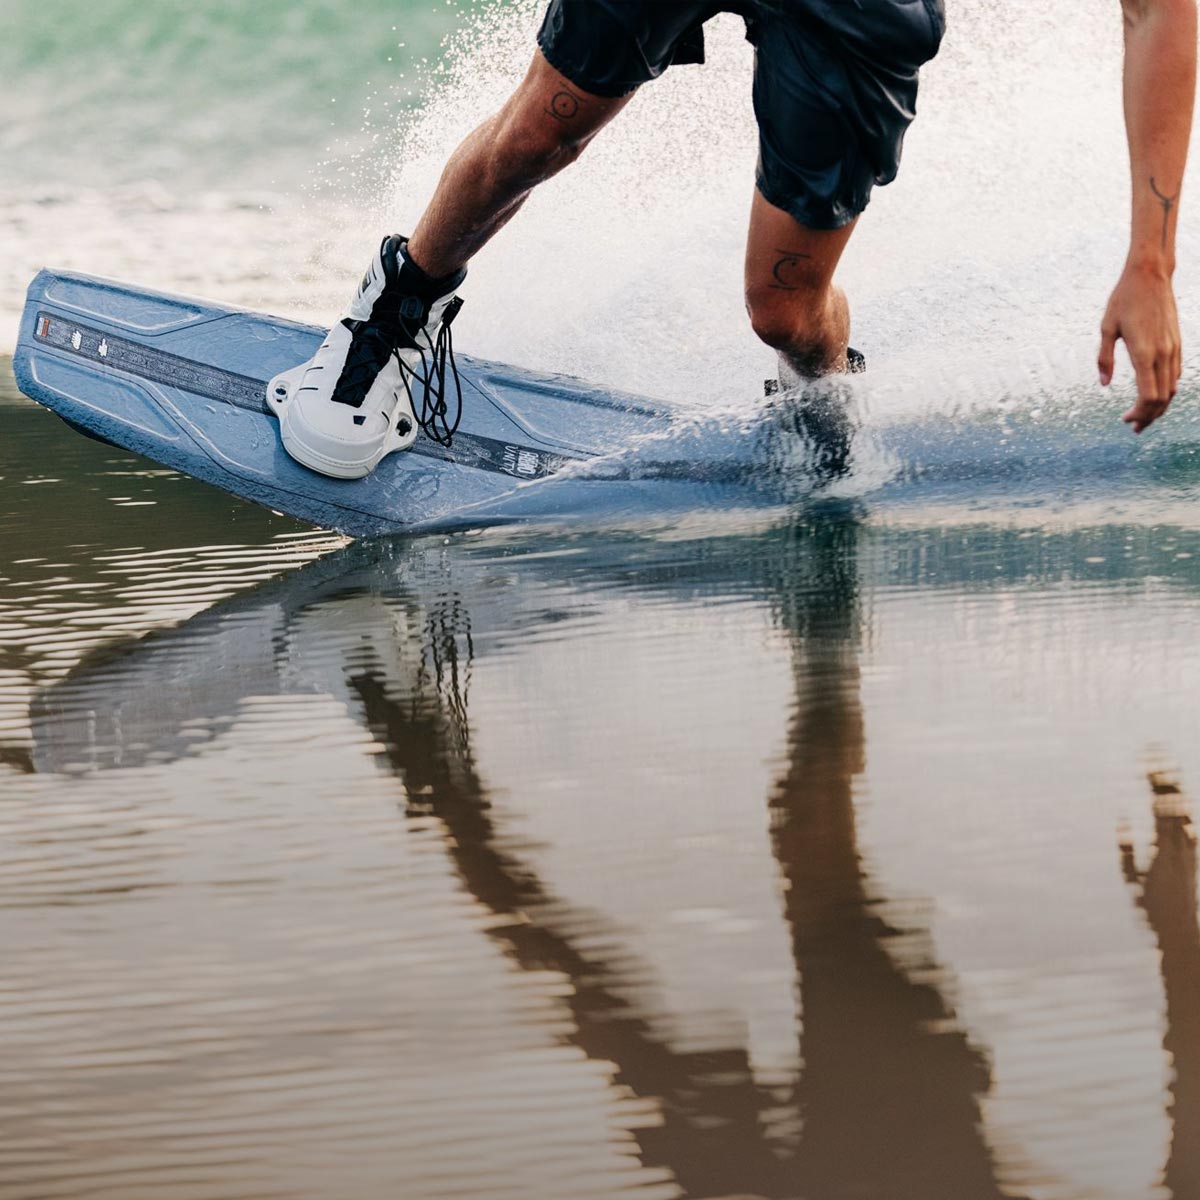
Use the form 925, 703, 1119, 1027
764, 346, 865, 482
268, 236, 466, 479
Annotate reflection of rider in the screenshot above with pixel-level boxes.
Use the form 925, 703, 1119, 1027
767, 521, 1015, 1198
361, 521, 1018, 1197
32, 528, 1018, 1196
345, 578, 796, 1199
1121, 771, 1200, 1200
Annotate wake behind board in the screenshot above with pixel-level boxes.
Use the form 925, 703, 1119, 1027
13, 270, 679, 537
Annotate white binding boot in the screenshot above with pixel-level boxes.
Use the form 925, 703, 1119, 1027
268, 236, 467, 479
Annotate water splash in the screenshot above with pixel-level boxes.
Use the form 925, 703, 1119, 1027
380, 0, 1198, 426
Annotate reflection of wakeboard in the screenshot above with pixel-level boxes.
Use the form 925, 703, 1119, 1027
14, 270, 677, 537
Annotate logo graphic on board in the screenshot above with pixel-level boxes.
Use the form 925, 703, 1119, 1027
98, 338, 109, 358
71, 330, 82, 351
502, 445, 542, 477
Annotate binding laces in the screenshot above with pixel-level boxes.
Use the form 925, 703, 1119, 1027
394, 295, 464, 448
332, 289, 465, 449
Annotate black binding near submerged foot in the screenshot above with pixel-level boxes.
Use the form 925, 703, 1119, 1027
763, 346, 865, 482
764, 345, 866, 396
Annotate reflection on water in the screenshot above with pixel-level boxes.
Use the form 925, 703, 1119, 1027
769, 526, 1011, 1200
1122, 773, 1200, 1200
3, 360, 1200, 1199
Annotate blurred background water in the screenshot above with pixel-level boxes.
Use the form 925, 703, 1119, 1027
0, 0, 466, 340
4, 2, 1200, 1198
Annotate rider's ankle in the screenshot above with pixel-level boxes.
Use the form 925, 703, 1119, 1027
400, 239, 467, 292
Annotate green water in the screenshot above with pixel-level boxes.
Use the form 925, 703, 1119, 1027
0, 0, 467, 189
0, 0, 538, 346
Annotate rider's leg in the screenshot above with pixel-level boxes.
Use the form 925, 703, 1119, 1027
741, 0, 941, 385
271, 4, 706, 478
407, 53, 633, 279
744, 190, 857, 383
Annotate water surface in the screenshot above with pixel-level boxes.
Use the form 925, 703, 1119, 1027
3, 357, 1200, 1199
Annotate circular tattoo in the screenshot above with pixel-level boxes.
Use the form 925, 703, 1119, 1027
547, 91, 581, 121
770, 250, 811, 291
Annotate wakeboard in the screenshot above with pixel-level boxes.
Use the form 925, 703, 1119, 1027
13, 270, 679, 537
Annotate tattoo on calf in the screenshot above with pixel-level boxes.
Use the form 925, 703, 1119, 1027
1150, 177, 1180, 251
769, 249, 812, 291
545, 90, 583, 122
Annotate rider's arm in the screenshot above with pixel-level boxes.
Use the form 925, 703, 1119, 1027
1098, 0, 1196, 432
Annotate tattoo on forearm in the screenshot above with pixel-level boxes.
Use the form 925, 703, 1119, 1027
769, 249, 812, 291
1150, 177, 1180, 251
545, 89, 582, 122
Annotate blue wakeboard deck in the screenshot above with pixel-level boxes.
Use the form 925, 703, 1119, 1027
13, 271, 679, 536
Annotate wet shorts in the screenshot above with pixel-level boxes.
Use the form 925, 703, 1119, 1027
537, 0, 945, 229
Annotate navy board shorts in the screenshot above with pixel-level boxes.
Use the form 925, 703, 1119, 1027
537, 0, 946, 230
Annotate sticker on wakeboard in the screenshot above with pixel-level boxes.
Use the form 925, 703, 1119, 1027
33, 310, 576, 481
35, 311, 266, 412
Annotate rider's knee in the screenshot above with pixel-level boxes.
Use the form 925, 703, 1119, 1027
746, 285, 828, 357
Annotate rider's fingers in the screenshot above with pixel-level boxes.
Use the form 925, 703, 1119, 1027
1135, 352, 1159, 407
1098, 321, 1118, 386
1123, 351, 1166, 432
1123, 398, 1167, 433
1156, 354, 1175, 414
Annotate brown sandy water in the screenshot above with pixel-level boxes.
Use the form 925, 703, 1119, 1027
3, 358, 1200, 1200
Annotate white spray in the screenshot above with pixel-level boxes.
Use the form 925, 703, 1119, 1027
367, 0, 1194, 427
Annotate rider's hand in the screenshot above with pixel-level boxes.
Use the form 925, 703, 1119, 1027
1098, 262, 1183, 434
